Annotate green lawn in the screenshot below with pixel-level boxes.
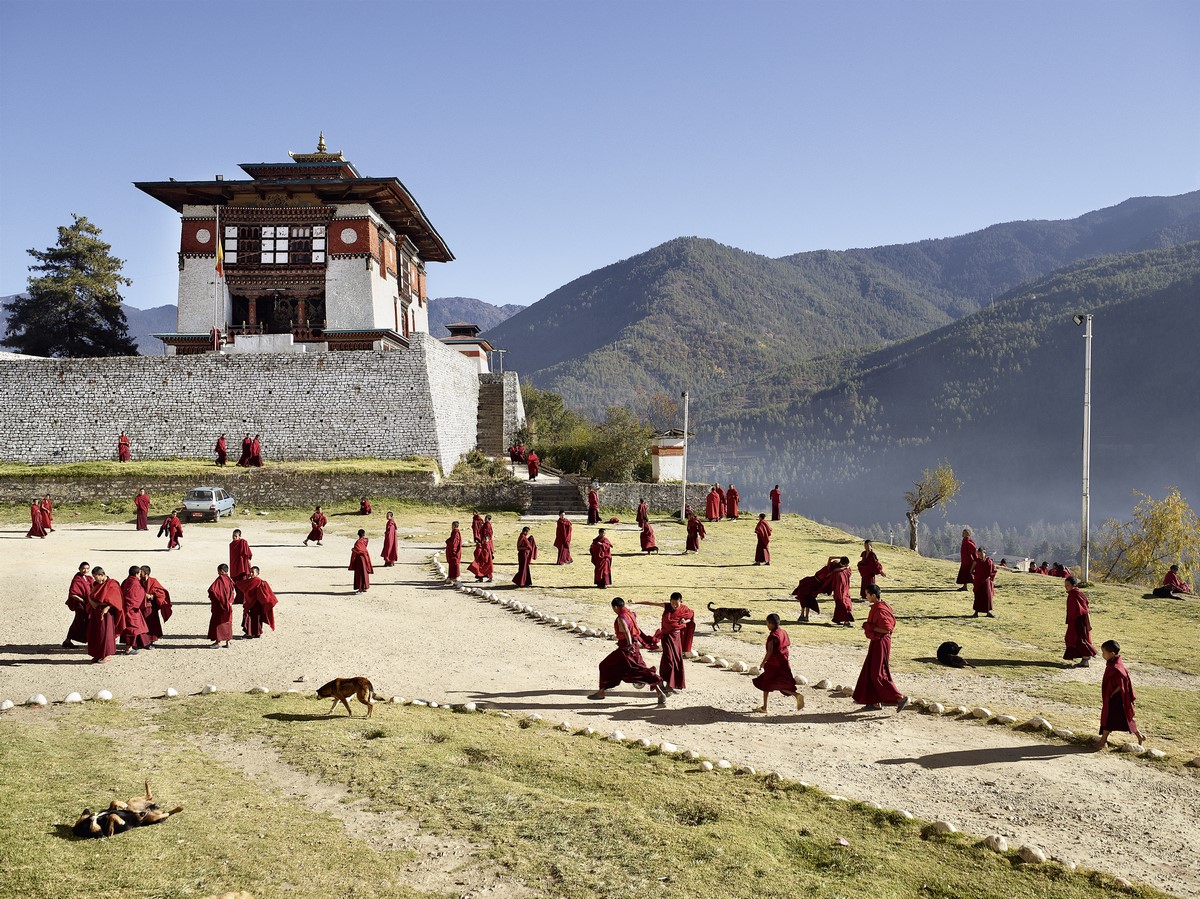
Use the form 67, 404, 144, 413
0, 457, 438, 479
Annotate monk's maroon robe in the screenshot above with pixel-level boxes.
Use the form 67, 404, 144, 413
972, 557, 996, 613
207, 573, 235, 642
1163, 570, 1192, 593
66, 573, 93, 644
686, 516, 705, 552
230, 538, 253, 605
754, 520, 771, 564
468, 540, 494, 581
715, 486, 727, 518
40, 499, 53, 530
598, 610, 663, 690
215, 435, 227, 466
554, 517, 573, 564
830, 567, 854, 624
640, 522, 658, 553
237, 437, 253, 466
1100, 656, 1138, 734
349, 537, 374, 591
512, 533, 537, 586
249, 437, 263, 467
956, 536, 977, 585
853, 601, 904, 705
381, 519, 398, 566
857, 550, 884, 598
657, 603, 694, 690
1063, 586, 1097, 660
590, 536, 613, 587
120, 575, 151, 649
792, 564, 833, 614
471, 513, 484, 544
117, 435, 131, 462
705, 489, 721, 522
725, 487, 739, 520
587, 490, 600, 525
87, 578, 123, 662
445, 529, 463, 579
359, 499, 372, 515
769, 487, 781, 521
27, 503, 46, 538
243, 576, 277, 637
635, 502, 649, 528
752, 628, 798, 695
526, 452, 540, 479
142, 576, 172, 643
306, 512, 326, 543
134, 493, 151, 530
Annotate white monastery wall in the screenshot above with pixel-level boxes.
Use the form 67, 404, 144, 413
368, 261, 397, 333
177, 257, 229, 333
325, 258, 375, 330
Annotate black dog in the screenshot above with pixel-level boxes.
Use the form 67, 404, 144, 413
708, 602, 751, 632
936, 641, 972, 668
72, 783, 182, 838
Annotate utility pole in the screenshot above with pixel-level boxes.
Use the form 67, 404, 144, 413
680, 391, 689, 522
1074, 313, 1093, 583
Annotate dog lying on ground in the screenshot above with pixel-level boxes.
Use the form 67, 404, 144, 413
936, 641, 972, 668
72, 782, 182, 838
317, 676, 385, 718
708, 602, 752, 632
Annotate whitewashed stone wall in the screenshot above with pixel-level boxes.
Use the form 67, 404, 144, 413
177, 257, 229, 334
326, 257, 375, 330
0, 333, 480, 473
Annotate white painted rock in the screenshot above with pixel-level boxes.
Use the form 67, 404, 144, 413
932, 820, 958, 834
26, 694, 47, 707
1114, 877, 1133, 888
1024, 717, 1052, 731
390, 696, 404, 704
985, 834, 1008, 853
736, 766, 757, 776
716, 759, 732, 769
699, 760, 714, 772
660, 742, 678, 754
610, 730, 625, 742
1052, 728, 1075, 740
411, 700, 428, 707
1052, 857, 1077, 871
948, 705, 969, 715
1018, 845, 1047, 864
583, 727, 595, 736
526, 712, 542, 721
732, 661, 749, 673
749, 666, 763, 676
164, 688, 179, 698
1147, 748, 1166, 760
201, 684, 217, 695
683, 650, 696, 659
93, 689, 113, 701
63, 692, 83, 704
832, 684, 844, 693
248, 686, 269, 694
463, 702, 478, 712
995, 714, 1017, 725
814, 679, 832, 689
897, 809, 914, 819
0, 700, 13, 711
558, 721, 572, 732
928, 703, 946, 715
1121, 742, 1146, 755
683, 749, 700, 760
838, 687, 856, 698
971, 707, 992, 719
700, 654, 716, 664
794, 675, 808, 686
429, 701, 440, 708
828, 795, 848, 802
638, 738, 652, 749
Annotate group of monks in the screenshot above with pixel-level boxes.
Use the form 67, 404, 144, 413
62, 561, 173, 663
26, 494, 54, 538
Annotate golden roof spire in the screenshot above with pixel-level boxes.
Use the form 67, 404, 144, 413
289, 132, 344, 163
317, 131, 327, 153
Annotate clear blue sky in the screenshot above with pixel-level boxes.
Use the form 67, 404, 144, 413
2, 0, 1197, 310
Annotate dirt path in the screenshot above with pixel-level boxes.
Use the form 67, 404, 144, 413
2, 521, 1197, 897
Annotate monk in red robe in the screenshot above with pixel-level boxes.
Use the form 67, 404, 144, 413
119, 565, 151, 653
165, 510, 183, 550
752, 614, 804, 713
792, 560, 836, 623
635, 593, 694, 691
639, 520, 658, 553
249, 434, 263, 467
39, 494, 54, 531
471, 511, 484, 544
27, 500, 47, 538
553, 511, 573, 564
242, 566, 278, 638
359, 496, 372, 515
852, 585, 909, 712
587, 488, 600, 525
229, 528, 253, 621
635, 500, 649, 529
86, 567, 123, 663
769, 484, 782, 520
1063, 576, 1097, 667
754, 513, 771, 565
856, 539, 884, 598
588, 598, 668, 705
304, 506, 326, 546
139, 565, 172, 646
590, 529, 613, 588
828, 556, 854, 625
350, 529, 374, 592
117, 431, 131, 462
237, 434, 253, 467
725, 484, 740, 520
513, 527, 537, 586
956, 529, 976, 591
971, 548, 997, 618
381, 511, 398, 566
215, 433, 227, 466
445, 521, 463, 581
207, 563, 235, 647
1157, 564, 1192, 597
526, 451, 540, 479
468, 536, 495, 582
133, 489, 151, 531
1094, 639, 1146, 747
64, 562, 93, 648
685, 512, 706, 553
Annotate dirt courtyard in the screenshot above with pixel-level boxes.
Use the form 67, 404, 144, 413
2, 517, 1197, 897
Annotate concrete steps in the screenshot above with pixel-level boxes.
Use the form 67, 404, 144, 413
476, 382, 506, 456
527, 482, 586, 516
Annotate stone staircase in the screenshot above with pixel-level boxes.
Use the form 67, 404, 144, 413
476, 381, 506, 456
526, 480, 587, 516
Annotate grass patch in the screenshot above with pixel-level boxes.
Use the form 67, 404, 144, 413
0, 457, 437, 479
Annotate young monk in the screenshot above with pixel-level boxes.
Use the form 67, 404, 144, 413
971, 547, 997, 618
635, 499, 649, 529
27, 500, 47, 538
359, 496, 372, 515
133, 489, 151, 531
639, 519, 658, 553
725, 484, 740, 519
751, 613, 804, 713
956, 528, 976, 591
588, 597, 668, 706
86, 567, 123, 664
215, 433, 227, 466
589, 528, 613, 588
852, 585, 910, 712
242, 566, 278, 638
468, 533, 494, 582
139, 565, 172, 647
480, 513, 494, 545
769, 484, 782, 520
634, 592, 694, 691
553, 511, 573, 564
1063, 576, 1097, 668
444, 521, 463, 581
685, 511, 706, 553
304, 506, 326, 546
754, 513, 771, 565
64, 562, 93, 648
857, 539, 884, 598
828, 556, 854, 626
471, 511, 484, 544
117, 431, 131, 462
1157, 564, 1192, 597
513, 526, 537, 587
207, 563, 235, 648
705, 485, 721, 522
587, 487, 600, 525
792, 559, 835, 623
381, 511, 398, 566
119, 565, 150, 654
165, 510, 183, 550
39, 494, 54, 531
1094, 640, 1146, 748
349, 529, 373, 592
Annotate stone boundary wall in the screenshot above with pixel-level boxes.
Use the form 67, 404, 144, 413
0, 334, 479, 474
480, 371, 526, 447
579, 481, 711, 514
0, 471, 530, 512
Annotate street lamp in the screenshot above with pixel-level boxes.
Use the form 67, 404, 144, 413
680, 391, 689, 522
1073, 313, 1093, 583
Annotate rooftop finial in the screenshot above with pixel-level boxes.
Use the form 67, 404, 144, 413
317, 131, 327, 153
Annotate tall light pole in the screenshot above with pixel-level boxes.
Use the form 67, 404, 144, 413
1073, 313, 1093, 583
680, 391, 689, 522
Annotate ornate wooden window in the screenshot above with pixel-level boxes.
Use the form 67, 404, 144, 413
222, 224, 326, 266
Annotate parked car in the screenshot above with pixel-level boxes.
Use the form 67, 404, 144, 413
181, 486, 236, 521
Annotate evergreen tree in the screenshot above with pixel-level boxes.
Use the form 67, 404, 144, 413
3, 214, 137, 357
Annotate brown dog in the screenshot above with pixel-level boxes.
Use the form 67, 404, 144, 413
708, 602, 752, 632
317, 676, 384, 718
73, 782, 182, 838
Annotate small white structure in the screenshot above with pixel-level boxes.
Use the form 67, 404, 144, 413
649, 428, 688, 483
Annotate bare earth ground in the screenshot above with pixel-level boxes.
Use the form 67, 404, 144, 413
2, 519, 1198, 897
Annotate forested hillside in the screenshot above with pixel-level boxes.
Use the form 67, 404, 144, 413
691, 242, 1200, 535
428, 296, 522, 338
489, 191, 1200, 416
